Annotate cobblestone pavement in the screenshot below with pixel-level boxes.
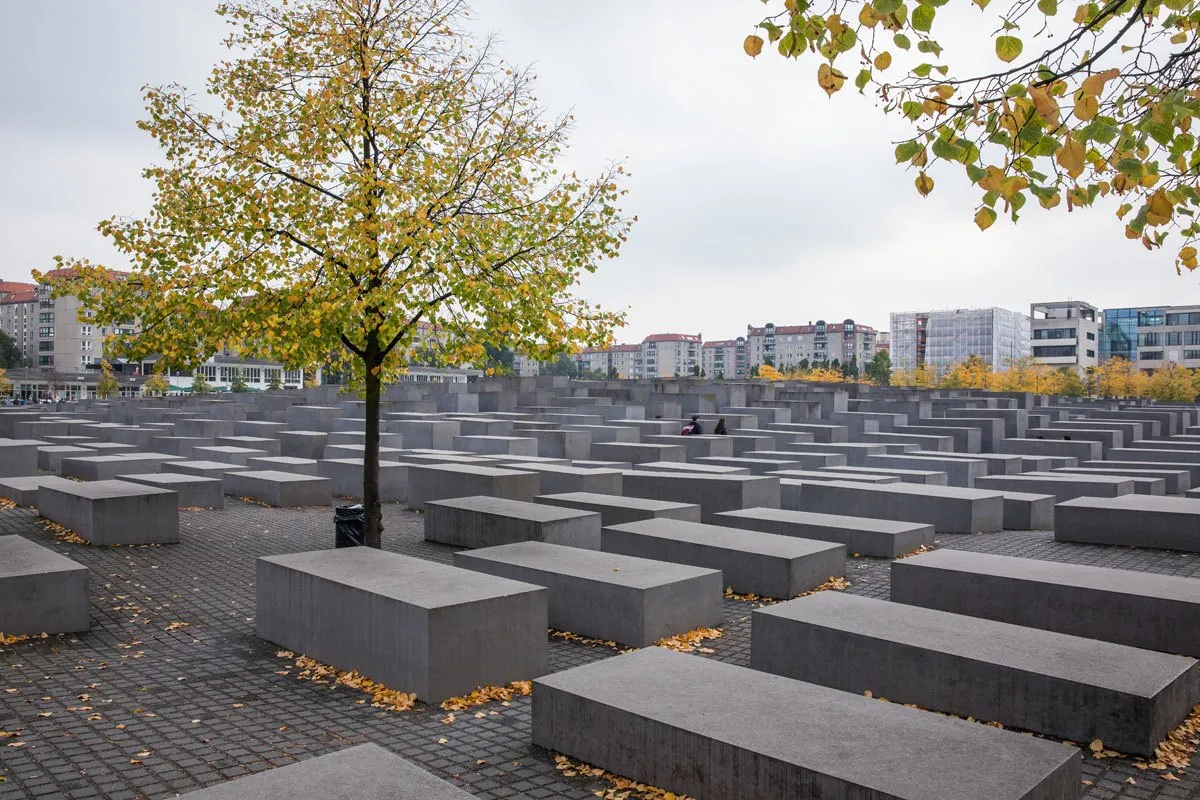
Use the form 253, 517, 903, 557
2, 502, 1198, 799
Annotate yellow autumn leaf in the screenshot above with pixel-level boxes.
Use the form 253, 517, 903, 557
744, 34, 764, 57
874, 51, 892, 70
817, 63, 847, 96
914, 171, 934, 196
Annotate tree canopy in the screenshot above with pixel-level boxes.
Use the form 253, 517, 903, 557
95, 360, 120, 399
40, 0, 631, 547
0, 330, 23, 370
747, 0, 1200, 271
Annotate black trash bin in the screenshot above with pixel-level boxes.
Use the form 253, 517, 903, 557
334, 504, 365, 548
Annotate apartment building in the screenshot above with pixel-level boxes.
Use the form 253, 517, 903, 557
577, 334, 702, 379
700, 338, 747, 379
34, 272, 138, 371
577, 343, 641, 378
744, 320, 878, 372
1100, 304, 1200, 370
890, 307, 1030, 372
1029, 301, 1100, 373
0, 281, 38, 364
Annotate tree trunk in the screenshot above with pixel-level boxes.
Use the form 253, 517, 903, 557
363, 361, 383, 549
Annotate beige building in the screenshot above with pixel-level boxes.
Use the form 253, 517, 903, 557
746, 319, 879, 372
578, 333, 701, 379
700, 339, 745, 378
0, 281, 38, 364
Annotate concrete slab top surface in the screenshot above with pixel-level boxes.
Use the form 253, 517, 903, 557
116, 473, 221, 486
0, 439, 49, 447
620, 471, 773, 485
815, 480, 1002, 500
41, 479, 177, 500
259, 547, 543, 608
606, 518, 843, 559
1058, 494, 1200, 512
411, 463, 534, 477
0, 476, 74, 490
762, 592, 1196, 695
0, 534, 86, 579
721, 507, 931, 534
537, 492, 694, 512
165, 461, 249, 471
234, 470, 328, 484
536, 647, 1078, 799
458, 541, 719, 588
252, 457, 320, 465
427, 495, 596, 522
898, 549, 1200, 601
179, 743, 475, 799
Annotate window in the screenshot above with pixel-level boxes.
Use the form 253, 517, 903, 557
80, 340, 92, 352
1167, 331, 1183, 346
38, 341, 54, 352
118, 328, 135, 336
285, 369, 302, 384
245, 368, 261, 382
38, 326, 53, 338
38, 355, 53, 367
1186, 350, 1200, 360
1033, 327, 1075, 340
1139, 332, 1162, 346
1086, 331, 1096, 341
38, 312, 53, 324
1033, 345, 1077, 358
1166, 312, 1200, 326
1141, 350, 1165, 360
1086, 349, 1096, 358
80, 325, 92, 337
219, 366, 236, 381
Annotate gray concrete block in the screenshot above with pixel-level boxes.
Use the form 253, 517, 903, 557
974, 474, 1135, 503
392, 420, 460, 451
716, 507, 934, 558
406, 463, 539, 510
246, 456, 321, 475
620, 471, 780, 522
175, 418, 235, 438
147, 436, 215, 457
0, 438, 42, 477
0, 475, 75, 507
742, 450, 849, 469
821, 465, 948, 486
38, 445, 93, 472
453, 435, 538, 457
999, 490, 1056, 530
163, 460, 251, 489
39, 479, 179, 545
633, 461, 749, 475
59, 455, 166, 481
532, 647, 1081, 800
766, 422, 849, 442
1056, 495, 1200, 552
910, 450, 1027, 475
693, 456, 805, 475
117, 472, 224, 508
215, 436, 282, 457
454, 541, 722, 647
796, 480, 1004, 533
321, 443, 405, 461
1056, 466, 1191, 494
998, 438, 1102, 461
279, 430, 328, 459
536, 491, 700, 527
481, 463, 621, 496
752, 592, 1199, 756
590, 441, 686, 464
778, 441, 886, 466
256, 548, 547, 702
0, 535, 89, 635
523, 429, 591, 460
192, 445, 270, 466
316, 458, 407, 502
179, 744, 476, 800
891, 549, 1200, 657
226, 470, 331, 507
642, 434, 735, 460
426, 495, 602, 549
325, 431, 404, 449
602, 518, 844, 598
864, 453, 984, 488
452, 418, 513, 436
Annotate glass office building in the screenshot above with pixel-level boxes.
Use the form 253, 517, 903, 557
1101, 305, 1200, 369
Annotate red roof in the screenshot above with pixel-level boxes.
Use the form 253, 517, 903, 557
703, 340, 738, 348
40, 267, 128, 282
642, 333, 701, 344
0, 289, 36, 305
580, 343, 641, 354
0, 281, 35, 294
747, 323, 877, 336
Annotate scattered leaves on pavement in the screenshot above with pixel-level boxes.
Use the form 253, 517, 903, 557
655, 627, 723, 654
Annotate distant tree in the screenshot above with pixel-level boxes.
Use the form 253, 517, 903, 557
763, 356, 775, 367
142, 364, 170, 396
265, 371, 283, 391
484, 345, 516, 376
95, 360, 120, 398
716, 371, 724, 380
0, 331, 22, 370
0, 369, 10, 397
607, 366, 619, 379
830, 358, 841, 372
191, 370, 213, 395
230, 369, 249, 392
941, 354, 992, 389
1054, 366, 1086, 397
1146, 362, 1198, 401
798, 358, 810, 372
749, 364, 761, 377
691, 364, 701, 377
864, 351, 892, 386
845, 355, 859, 379
543, 353, 582, 377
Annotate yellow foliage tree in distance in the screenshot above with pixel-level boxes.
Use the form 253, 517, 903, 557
746, 0, 1200, 272
0, 368, 10, 398
95, 360, 120, 399
142, 364, 170, 397
1146, 362, 1199, 401
40, 0, 631, 548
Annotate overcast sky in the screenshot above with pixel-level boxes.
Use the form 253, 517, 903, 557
2, 1, 1196, 343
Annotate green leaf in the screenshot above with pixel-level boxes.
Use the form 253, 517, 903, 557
913, 63, 932, 77
875, 0, 902, 13
835, 27, 858, 52
912, 4, 936, 30
1037, 0, 1058, 13
1010, 191, 1027, 212
759, 21, 784, 42
778, 30, 805, 57
995, 35, 1023, 63
902, 100, 923, 120
1004, 83, 1027, 98
966, 164, 988, 183
917, 39, 942, 55
1116, 158, 1144, 178
855, 69, 872, 91
931, 137, 964, 161
895, 140, 922, 162
894, 32, 912, 49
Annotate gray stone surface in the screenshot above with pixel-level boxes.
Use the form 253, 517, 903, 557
642, 434, 735, 460
453, 435, 538, 457
998, 438, 1102, 461
37, 444, 94, 472
974, 474, 1136, 503
1055, 495, 1200, 552
163, 460, 253, 489
602, 518, 844, 598
256, 548, 547, 702
535, 491, 701, 527
742, 450, 849, 469
480, 463, 621, 496
39, 479, 180, 545
425, 495, 601, 549
716, 507, 935, 558
317, 458, 408, 502
454, 541, 722, 647
117, 472, 225, 509
590, 441, 686, 464
147, 436, 215, 457
892, 549, 1200, 657
0, 534, 89, 635
999, 490, 1057, 530
278, 430, 328, 459
0, 475, 75, 507
225, 470, 332, 507
215, 436, 283, 457
532, 647, 1081, 800
863, 453, 984, 488
796, 480, 1004, 534
693, 456, 805, 475
246, 456, 321, 475
406, 463, 540, 510
752, 591, 1198, 756
192, 445, 271, 466
821, 464, 949, 485
633, 461, 749, 475
179, 744, 477, 799
60, 453, 174, 482
620, 471, 780, 523
1056, 466, 1191, 494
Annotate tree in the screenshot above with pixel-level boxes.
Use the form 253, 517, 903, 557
864, 350, 892, 386
746, 0, 1200, 271
0, 330, 22, 369
845, 354, 859, 379
1093, 356, 1138, 397
483, 345, 515, 376
191, 371, 213, 396
42, 0, 630, 549
607, 366, 619, 379
691, 364, 701, 376
1055, 366, 1087, 397
143, 363, 170, 396
892, 362, 938, 388
758, 363, 785, 380
798, 358, 811, 372
543, 353, 583, 377
1146, 362, 1198, 401
95, 360, 120, 399
941, 355, 992, 389
266, 371, 283, 391
230, 369, 250, 393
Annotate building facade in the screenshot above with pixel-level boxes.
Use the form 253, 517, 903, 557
1100, 304, 1200, 371
1029, 301, 1100, 372
0, 281, 38, 364
700, 338, 746, 379
890, 307, 1031, 373
744, 320, 878, 373
577, 334, 701, 379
